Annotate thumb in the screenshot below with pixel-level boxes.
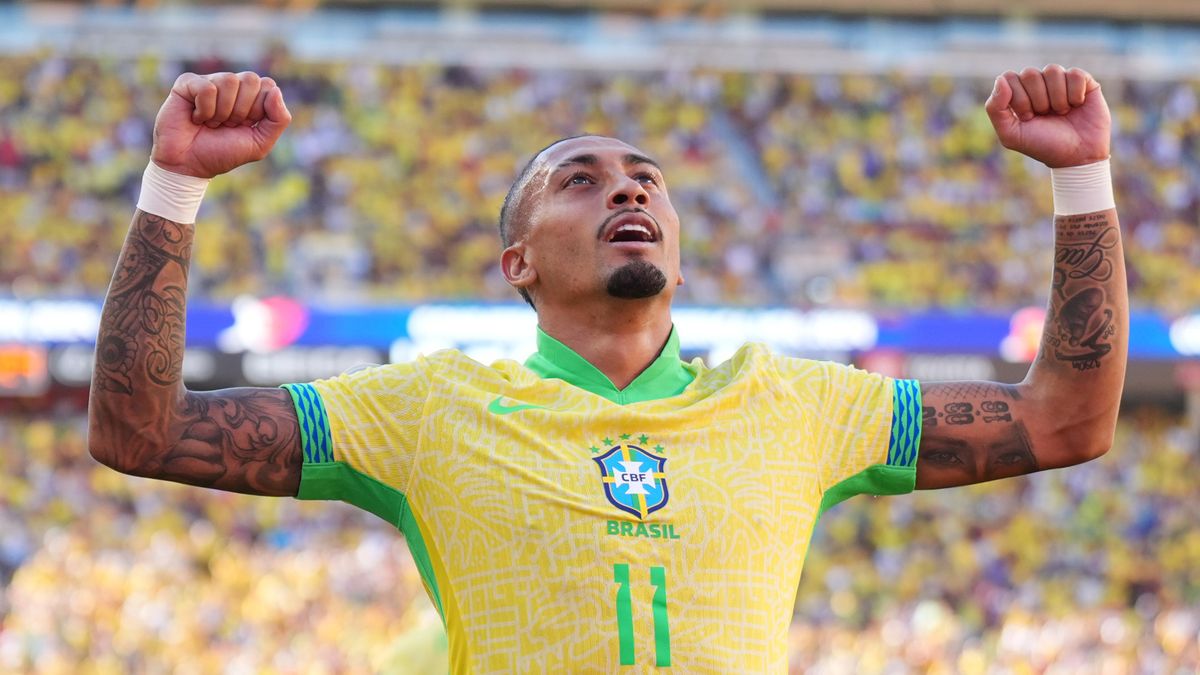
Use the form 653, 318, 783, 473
253, 86, 292, 150
985, 75, 1019, 147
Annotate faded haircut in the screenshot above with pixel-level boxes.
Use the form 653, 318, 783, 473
498, 134, 602, 309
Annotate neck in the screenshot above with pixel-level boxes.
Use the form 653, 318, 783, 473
536, 299, 674, 390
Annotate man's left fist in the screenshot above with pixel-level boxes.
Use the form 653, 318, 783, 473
985, 65, 1111, 169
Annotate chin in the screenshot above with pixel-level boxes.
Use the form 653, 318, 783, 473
606, 259, 669, 300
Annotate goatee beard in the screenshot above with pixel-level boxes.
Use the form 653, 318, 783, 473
606, 259, 668, 299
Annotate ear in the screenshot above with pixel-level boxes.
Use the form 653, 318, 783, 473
501, 242, 537, 292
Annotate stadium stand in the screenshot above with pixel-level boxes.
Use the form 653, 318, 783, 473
2, 49, 1199, 308
2, 4, 1199, 672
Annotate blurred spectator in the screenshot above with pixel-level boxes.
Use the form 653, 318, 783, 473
0, 414, 444, 673
2, 53, 1197, 310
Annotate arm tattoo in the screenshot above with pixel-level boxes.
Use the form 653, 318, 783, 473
94, 214, 191, 395
161, 389, 302, 495
918, 382, 1037, 486
1046, 214, 1120, 371
90, 210, 301, 496
917, 209, 1126, 488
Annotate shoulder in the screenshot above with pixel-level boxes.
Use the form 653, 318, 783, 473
702, 342, 775, 372
382, 349, 551, 392
309, 348, 509, 393
690, 342, 811, 394
703, 342, 823, 379
704, 344, 893, 395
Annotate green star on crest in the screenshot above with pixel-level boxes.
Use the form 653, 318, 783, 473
602, 437, 613, 446
620, 433, 631, 440
654, 444, 665, 453
638, 434, 650, 444
589, 446, 600, 454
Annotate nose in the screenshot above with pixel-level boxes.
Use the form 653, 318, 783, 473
607, 175, 649, 209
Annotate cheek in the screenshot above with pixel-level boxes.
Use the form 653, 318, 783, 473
532, 233, 597, 282
550, 233, 593, 264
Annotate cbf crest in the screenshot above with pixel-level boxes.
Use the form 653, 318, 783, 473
592, 435, 669, 520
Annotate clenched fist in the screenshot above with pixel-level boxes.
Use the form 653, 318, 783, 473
151, 71, 292, 179
986, 65, 1110, 169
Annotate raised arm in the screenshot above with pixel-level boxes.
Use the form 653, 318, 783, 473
87, 72, 300, 496
916, 65, 1126, 489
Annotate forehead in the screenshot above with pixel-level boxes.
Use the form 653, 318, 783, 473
535, 136, 656, 173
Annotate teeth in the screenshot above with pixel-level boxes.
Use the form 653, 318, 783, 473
612, 223, 653, 241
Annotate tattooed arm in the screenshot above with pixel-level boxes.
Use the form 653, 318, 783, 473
88, 72, 297, 496
916, 65, 1126, 489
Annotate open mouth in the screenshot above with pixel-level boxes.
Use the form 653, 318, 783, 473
602, 212, 660, 244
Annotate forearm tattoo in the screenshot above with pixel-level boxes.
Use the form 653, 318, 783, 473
94, 214, 190, 395
1047, 214, 1120, 371
90, 211, 301, 496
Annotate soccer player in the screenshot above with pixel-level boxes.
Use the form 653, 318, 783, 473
89, 65, 1125, 672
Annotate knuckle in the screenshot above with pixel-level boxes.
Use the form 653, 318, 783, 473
1043, 63, 1065, 74
238, 70, 261, 86
260, 77, 277, 88
1019, 66, 1041, 79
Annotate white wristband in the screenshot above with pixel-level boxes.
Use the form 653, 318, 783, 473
136, 161, 210, 224
1051, 159, 1115, 216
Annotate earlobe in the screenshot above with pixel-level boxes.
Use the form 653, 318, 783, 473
501, 244, 537, 290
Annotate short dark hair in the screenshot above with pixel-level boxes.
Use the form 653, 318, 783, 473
498, 134, 601, 309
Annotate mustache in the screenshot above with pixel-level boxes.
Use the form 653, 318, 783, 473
595, 208, 662, 240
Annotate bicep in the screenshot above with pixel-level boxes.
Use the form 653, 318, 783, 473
157, 387, 303, 496
916, 380, 1061, 489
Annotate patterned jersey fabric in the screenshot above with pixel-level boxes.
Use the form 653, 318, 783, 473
283, 328, 922, 673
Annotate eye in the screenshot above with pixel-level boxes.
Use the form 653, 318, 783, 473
566, 173, 594, 186
924, 451, 963, 467
633, 172, 658, 185
993, 452, 1027, 466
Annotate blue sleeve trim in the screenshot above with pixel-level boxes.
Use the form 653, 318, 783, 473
888, 379, 922, 468
281, 383, 334, 464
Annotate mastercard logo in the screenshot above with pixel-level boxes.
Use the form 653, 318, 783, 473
1000, 306, 1046, 363
217, 295, 310, 353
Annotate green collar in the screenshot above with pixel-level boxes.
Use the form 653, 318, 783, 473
524, 326, 694, 404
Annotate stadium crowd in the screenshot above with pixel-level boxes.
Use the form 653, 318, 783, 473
2, 52, 1199, 310
2, 409, 1197, 672
3, 42, 1200, 673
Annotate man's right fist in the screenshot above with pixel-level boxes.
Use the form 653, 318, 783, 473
151, 71, 292, 179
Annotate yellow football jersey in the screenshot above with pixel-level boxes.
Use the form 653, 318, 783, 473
283, 327, 922, 673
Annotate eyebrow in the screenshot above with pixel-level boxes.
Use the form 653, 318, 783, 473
553, 153, 662, 171
924, 437, 974, 452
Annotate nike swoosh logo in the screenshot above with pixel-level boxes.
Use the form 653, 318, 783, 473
487, 396, 551, 415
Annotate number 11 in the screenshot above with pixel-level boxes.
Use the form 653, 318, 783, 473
613, 563, 672, 667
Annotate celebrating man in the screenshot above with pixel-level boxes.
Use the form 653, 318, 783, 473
89, 65, 1125, 672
